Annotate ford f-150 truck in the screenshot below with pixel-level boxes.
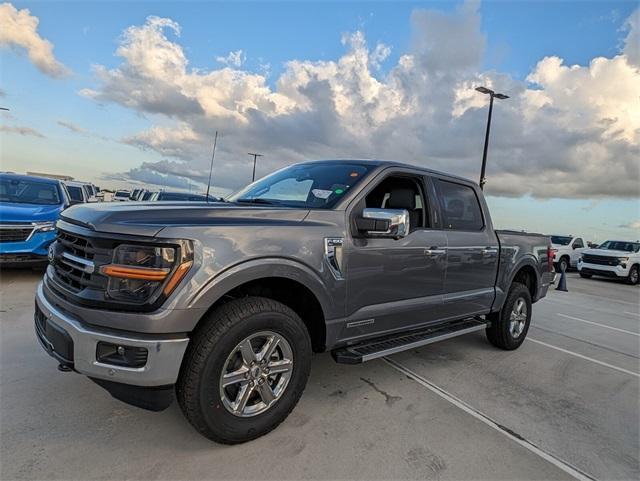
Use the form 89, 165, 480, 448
35, 160, 554, 444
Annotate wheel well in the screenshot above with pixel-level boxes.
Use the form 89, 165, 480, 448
512, 265, 537, 300
198, 277, 326, 352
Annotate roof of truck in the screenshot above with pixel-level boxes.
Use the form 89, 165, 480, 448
297, 159, 475, 184
0, 172, 62, 185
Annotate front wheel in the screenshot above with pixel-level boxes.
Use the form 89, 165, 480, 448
627, 265, 639, 285
486, 282, 532, 350
176, 297, 312, 444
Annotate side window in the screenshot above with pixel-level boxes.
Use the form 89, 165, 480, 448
364, 175, 429, 230
573, 238, 584, 249
436, 179, 484, 231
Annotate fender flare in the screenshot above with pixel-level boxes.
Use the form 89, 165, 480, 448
187, 258, 335, 318
493, 255, 541, 312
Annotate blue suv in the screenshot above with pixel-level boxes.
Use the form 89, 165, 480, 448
0, 173, 71, 267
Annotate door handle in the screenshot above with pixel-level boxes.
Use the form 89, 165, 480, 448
424, 248, 447, 256
482, 247, 498, 255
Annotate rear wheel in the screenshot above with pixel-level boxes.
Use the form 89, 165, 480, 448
558, 256, 569, 273
176, 297, 312, 444
627, 265, 639, 285
486, 282, 532, 350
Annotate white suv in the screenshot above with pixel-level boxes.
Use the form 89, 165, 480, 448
550, 235, 586, 272
578, 240, 640, 285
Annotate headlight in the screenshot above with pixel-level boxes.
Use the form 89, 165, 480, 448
100, 242, 193, 303
33, 221, 56, 233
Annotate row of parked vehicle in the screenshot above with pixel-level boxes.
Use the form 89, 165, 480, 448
112, 188, 218, 202
550, 234, 640, 285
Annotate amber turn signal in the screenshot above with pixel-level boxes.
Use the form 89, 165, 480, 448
100, 264, 170, 281
163, 261, 193, 296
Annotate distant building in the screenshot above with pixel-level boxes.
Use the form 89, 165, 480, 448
27, 172, 74, 181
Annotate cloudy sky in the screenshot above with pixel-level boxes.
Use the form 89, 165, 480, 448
1, 0, 638, 240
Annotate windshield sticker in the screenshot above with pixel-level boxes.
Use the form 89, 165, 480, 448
312, 189, 333, 199
350, 172, 359, 177
334, 188, 344, 195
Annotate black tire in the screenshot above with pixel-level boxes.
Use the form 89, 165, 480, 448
579, 272, 592, 279
176, 297, 312, 444
486, 282, 532, 350
558, 256, 569, 273
627, 265, 639, 285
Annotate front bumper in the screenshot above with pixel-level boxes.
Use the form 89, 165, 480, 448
0, 230, 56, 257
35, 282, 189, 387
578, 261, 627, 278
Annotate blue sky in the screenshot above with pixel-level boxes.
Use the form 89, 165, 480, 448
1, 0, 639, 241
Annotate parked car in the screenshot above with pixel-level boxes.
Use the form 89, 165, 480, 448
149, 191, 217, 201
112, 190, 130, 201
63, 181, 89, 204
36, 159, 554, 444
0, 173, 71, 266
129, 188, 144, 201
76, 182, 100, 202
141, 191, 156, 201
550, 234, 587, 272
578, 240, 640, 284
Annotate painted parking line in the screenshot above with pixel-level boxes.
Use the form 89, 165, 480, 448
528, 338, 640, 378
383, 357, 595, 481
556, 313, 640, 337
624, 311, 640, 318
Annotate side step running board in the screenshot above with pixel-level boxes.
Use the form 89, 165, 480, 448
331, 318, 489, 364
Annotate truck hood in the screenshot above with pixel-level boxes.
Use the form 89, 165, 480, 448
59, 202, 310, 237
582, 248, 634, 257
0, 202, 63, 223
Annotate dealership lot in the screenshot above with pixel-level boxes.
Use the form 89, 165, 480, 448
1, 271, 638, 480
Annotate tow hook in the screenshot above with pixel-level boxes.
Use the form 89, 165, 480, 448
58, 363, 73, 372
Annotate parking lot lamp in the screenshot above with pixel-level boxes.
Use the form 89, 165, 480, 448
475, 86, 509, 190
248, 152, 263, 182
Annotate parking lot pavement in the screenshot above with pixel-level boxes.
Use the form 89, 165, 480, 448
1, 270, 638, 480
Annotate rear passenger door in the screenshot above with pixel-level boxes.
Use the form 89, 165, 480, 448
570, 237, 585, 266
433, 178, 499, 319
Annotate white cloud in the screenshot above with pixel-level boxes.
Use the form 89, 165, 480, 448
83, 4, 640, 199
1, 124, 45, 137
619, 220, 640, 230
0, 3, 70, 78
216, 49, 246, 67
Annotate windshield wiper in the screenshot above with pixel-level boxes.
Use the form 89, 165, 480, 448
235, 198, 280, 205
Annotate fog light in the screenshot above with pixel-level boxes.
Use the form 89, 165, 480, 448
96, 342, 148, 368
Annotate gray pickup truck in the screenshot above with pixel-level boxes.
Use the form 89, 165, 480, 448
35, 160, 554, 444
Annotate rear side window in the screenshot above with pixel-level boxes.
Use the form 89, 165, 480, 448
435, 179, 484, 231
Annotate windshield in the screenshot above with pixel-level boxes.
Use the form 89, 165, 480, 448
597, 240, 640, 253
551, 236, 572, 245
0, 178, 62, 205
66, 185, 84, 202
228, 162, 372, 208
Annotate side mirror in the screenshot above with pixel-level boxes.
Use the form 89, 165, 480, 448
355, 208, 409, 239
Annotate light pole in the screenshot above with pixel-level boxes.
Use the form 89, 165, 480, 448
475, 86, 508, 189
248, 152, 263, 182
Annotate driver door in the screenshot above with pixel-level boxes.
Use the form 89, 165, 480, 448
343, 170, 447, 341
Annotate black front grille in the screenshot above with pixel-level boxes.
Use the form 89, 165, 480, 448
0, 224, 33, 243
51, 230, 112, 294
582, 254, 620, 266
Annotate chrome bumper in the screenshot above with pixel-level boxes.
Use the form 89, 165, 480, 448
35, 282, 189, 386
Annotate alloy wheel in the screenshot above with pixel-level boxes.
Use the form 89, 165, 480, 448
219, 331, 293, 417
